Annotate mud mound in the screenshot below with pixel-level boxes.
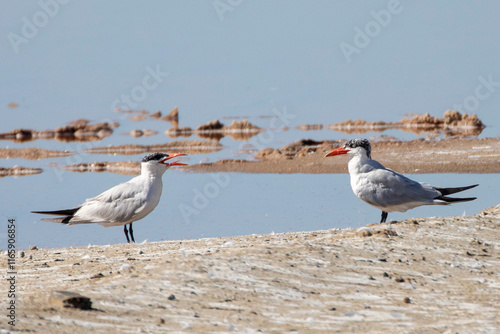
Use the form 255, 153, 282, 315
62, 161, 141, 175
197, 119, 262, 140
149, 107, 179, 121
0, 166, 43, 177
167, 119, 263, 141
196, 119, 225, 132
116, 107, 179, 127
321, 111, 485, 137
84, 140, 222, 155
294, 124, 323, 131
225, 119, 261, 131
0, 148, 74, 160
325, 119, 390, 134
256, 139, 343, 159
400, 110, 484, 129
150, 107, 179, 128
126, 129, 158, 137
0, 119, 118, 143
165, 127, 194, 138
130, 114, 147, 122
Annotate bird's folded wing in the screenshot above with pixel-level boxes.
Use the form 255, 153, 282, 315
74, 181, 147, 224
366, 168, 439, 205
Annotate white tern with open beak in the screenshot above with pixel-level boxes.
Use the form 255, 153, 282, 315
32, 152, 187, 243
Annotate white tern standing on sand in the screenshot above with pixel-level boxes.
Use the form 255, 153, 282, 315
325, 139, 478, 223
32, 152, 187, 243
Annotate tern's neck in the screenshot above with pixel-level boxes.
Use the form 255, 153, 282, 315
140, 163, 167, 180
347, 153, 371, 174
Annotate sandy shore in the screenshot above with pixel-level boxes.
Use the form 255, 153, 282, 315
4, 204, 499, 333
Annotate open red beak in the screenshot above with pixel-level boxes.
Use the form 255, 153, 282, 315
160, 153, 188, 166
324, 147, 350, 157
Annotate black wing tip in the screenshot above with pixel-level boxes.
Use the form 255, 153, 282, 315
458, 196, 477, 202
31, 208, 80, 216
435, 184, 479, 196
438, 196, 477, 203
32, 208, 80, 225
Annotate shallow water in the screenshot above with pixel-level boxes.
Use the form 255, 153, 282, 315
2, 170, 493, 249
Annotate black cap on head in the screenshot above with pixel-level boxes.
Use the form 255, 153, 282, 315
345, 139, 371, 158
142, 152, 169, 163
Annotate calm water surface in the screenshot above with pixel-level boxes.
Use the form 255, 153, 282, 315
2, 170, 493, 249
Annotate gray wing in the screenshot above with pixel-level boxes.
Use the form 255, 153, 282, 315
358, 167, 440, 210
69, 180, 148, 226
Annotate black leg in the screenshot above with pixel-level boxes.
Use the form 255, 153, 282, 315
124, 225, 130, 243
380, 211, 388, 223
129, 223, 135, 243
